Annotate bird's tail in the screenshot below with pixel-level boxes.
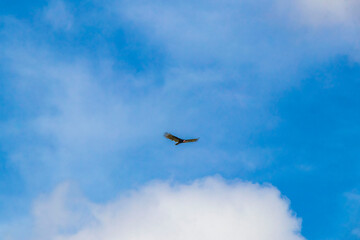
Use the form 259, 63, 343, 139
175, 142, 181, 145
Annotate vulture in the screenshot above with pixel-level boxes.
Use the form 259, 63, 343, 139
164, 132, 199, 145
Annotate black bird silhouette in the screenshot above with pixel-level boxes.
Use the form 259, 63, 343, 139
164, 132, 199, 145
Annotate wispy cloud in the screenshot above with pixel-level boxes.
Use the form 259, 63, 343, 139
0, 2, 286, 197
43, 0, 73, 31
345, 191, 360, 238
289, 0, 360, 27
2, 0, 360, 238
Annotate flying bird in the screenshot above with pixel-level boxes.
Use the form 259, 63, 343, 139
164, 132, 199, 145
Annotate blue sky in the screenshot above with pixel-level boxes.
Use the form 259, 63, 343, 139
1, 0, 360, 239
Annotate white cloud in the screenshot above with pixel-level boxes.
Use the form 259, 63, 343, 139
345, 192, 360, 238
275, 0, 360, 61
114, 0, 280, 67
113, 0, 360, 65
32, 183, 94, 239
0, 13, 281, 195
24, 177, 304, 240
291, 0, 360, 27
0, 43, 170, 190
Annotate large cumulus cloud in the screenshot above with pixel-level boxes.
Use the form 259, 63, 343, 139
24, 177, 305, 240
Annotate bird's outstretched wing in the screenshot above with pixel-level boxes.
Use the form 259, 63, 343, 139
185, 138, 199, 142
164, 132, 182, 142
